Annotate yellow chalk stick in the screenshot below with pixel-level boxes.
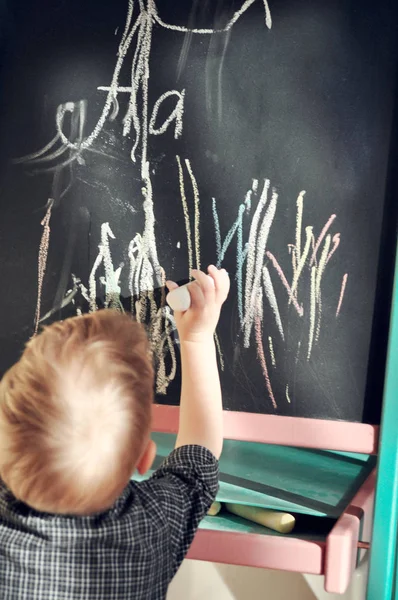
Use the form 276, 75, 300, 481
207, 501, 222, 516
225, 503, 295, 534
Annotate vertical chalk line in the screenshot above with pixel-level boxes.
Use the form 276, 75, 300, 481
236, 202, 246, 325
265, 251, 304, 316
295, 191, 305, 280
243, 180, 269, 338
289, 225, 313, 302
315, 234, 331, 300
156, 293, 178, 393
176, 156, 193, 277
285, 384, 291, 403
139, 10, 152, 175
213, 185, 253, 325
219, 205, 244, 264
262, 0, 272, 28
326, 233, 341, 265
291, 246, 297, 279
313, 234, 331, 343
33, 199, 54, 336
101, 223, 123, 310
307, 265, 317, 360
255, 315, 277, 409
125, 18, 147, 159
244, 188, 278, 348
268, 336, 276, 367
165, 311, 177, 380
185, 158, 201, 271
315, 293, 322, 344
336, 273, 348, 317
310, 214, 336, 266
262, 266, 284, 340
214, 332, 225, 371
212, 198, 222, 264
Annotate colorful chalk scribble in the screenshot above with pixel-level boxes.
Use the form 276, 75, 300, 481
15, 0, 348, 409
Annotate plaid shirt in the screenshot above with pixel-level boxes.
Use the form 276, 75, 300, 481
0, 445, 219, 600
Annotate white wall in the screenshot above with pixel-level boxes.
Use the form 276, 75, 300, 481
167, 555, 369, 600
304, 554, 368, 600
167, 561, 316, 600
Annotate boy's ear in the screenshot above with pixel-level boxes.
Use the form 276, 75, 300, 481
136, 439, 157, 475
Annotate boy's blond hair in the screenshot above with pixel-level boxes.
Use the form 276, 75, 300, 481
0, 310, 154, 515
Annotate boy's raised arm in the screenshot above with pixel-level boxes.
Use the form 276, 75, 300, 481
166, 266, 230, 459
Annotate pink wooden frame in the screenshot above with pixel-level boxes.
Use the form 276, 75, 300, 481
188, 529, 325, 574
324, 469, 375, 594
185, 469, 375, 592
153, 405, 379, 453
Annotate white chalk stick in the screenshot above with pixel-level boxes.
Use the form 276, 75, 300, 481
225, 503, 295, 534
166, 284, 192, 312
166, 276, 215, 312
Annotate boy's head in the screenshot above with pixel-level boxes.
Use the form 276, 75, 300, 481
0, 310, 156, 515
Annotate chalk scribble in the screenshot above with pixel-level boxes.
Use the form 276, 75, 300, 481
16, 0, 347, 409
33, 199, 54, 336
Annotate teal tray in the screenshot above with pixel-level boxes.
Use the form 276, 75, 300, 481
133, 432, 376, 518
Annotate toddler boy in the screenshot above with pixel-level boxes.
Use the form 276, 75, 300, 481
0, 265, 230, 599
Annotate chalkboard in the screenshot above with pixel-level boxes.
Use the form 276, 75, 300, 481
0, 0, 397, 422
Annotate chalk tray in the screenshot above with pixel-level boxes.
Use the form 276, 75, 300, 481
134, 433, 376, 594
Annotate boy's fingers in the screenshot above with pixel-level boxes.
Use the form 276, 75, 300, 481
208, 265, 230, 303
192, 269, 216, 299
187, 280, 205, 309
166, 280, 179, 291
220, 269, 231, 302
207, 265, 220, 291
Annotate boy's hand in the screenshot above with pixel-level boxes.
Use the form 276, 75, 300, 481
166, 265, 230, 344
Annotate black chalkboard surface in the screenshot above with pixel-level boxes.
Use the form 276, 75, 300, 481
0, 0, 397, 422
